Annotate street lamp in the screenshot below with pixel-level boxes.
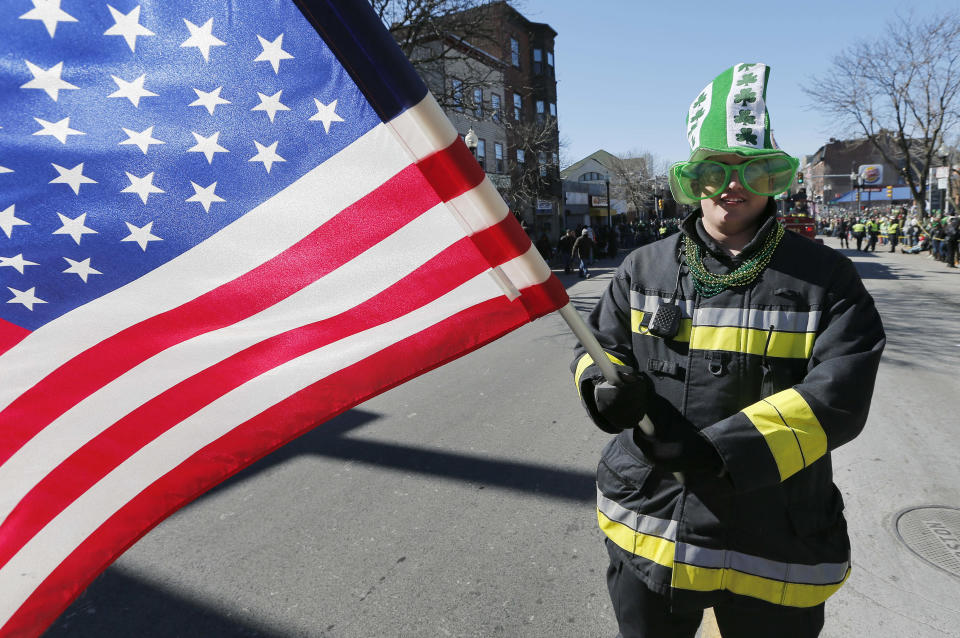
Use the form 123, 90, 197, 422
605, 175, 611, 228
938, 143, 951, 215
850, 170, 862, 217
464, 128, 478, 161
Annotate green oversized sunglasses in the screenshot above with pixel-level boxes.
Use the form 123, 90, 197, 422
670, 155, 800, 203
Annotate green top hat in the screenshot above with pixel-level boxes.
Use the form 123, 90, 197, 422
683, 62, 787, 162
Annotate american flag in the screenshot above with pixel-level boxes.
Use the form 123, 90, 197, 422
0, 1, 568, 634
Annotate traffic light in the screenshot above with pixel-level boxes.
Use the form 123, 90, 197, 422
886, 185, 893, 198
797, 171, 804, 184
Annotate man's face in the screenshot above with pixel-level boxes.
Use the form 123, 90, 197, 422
699, 154, 769, 236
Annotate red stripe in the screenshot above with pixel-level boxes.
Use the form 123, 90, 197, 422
417, 138, 485, 202
0, 281, 556, 638
0, 232, 502, 570
517, 274, 568, 320
469, 212, 532, 266
0, 141, 485, 465
0, 318, 29, 357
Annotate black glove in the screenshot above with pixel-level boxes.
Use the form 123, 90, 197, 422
579, 366, 650, 434
632, 422, 723, 474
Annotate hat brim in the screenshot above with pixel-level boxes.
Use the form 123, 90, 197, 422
688, 146, 790, 163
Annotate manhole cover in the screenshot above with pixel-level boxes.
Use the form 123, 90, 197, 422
896, 506, 960, 578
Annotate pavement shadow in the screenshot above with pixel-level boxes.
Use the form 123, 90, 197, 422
44, 569, 285, 638
198, 408, 596, 506
47, 409, 599, 636
851, 260, 900, 280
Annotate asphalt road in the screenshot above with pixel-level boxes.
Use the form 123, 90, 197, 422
45, 235, 960, 637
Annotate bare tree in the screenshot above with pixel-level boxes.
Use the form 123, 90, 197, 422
498, 116, 561, 214
803, 13, 960, 212
608, 152, 671, 221
372, 0, 515, 109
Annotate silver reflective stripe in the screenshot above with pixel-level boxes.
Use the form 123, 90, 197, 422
597, 487, 677, 541
629, 292, 695, 318
694, 307, 821, 333
675, 542, 849, 586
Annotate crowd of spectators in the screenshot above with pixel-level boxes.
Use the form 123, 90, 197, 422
820, 208, 959, 268
533, 219, 683, 274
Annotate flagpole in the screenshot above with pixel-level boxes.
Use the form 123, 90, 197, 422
558, 302, 684, 483
557, 302, 655, 437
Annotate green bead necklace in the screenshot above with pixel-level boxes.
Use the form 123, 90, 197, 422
684, 222, 785, 298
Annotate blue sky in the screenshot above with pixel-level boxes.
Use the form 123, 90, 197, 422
518, 0, 960, 168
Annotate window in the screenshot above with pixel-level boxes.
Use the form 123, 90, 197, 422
579, 171, 605, 182
491, 94, 501, 122
473, 88, 483, 118
477, 139, 486, 171
510, 38, 520, 67
513, 93, 522, 121
536, 100, 545, 123
533, 48, 542, 74
452, 79, 463, 112
539, 151, 547, 177
517, 149, 525, 164
547, 51, 554, 67
549, 102, 557, 118
495, 142, 504, 173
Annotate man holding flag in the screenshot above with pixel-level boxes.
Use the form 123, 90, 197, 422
573, 63, 885, 637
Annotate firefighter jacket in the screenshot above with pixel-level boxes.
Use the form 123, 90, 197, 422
572, 204, 885, 611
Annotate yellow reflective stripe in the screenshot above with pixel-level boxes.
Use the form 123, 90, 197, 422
574, 352, 627, 398
673, 563, 849, 608
630, 310, 692, 342
597, 510, 675, 568
742, 389, 827, 481
689, 326, 814, 359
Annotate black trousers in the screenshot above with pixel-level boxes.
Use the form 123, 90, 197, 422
606, 548, 825, 638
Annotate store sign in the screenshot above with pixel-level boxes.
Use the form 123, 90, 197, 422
590, 195, 608, 207
858, 164, 883, 184
536, 199, 553, 212
564, 192, 588, 205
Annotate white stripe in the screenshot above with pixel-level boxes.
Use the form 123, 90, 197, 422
687, 82, 712, 151
0, 269, 509, 625
446, 178, 509, 233
0, 202, 470, 525
725, 62, 766, 150
387, 93, 457, 161
0, 123, 409, 412
694, 307, 821, 333
629, 291, 696, 318
498, 245, 551, 290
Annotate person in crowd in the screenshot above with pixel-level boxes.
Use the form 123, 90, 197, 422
887, 217, 900, 253
535, 231, 553, 263
557, 229, 576, 274
932, 218, 946, 261
572, 62, 884, 638
866, 217, 879, 251
571, 228, 594, 279
852, 218, 866, 251
944, 216, 959, 267
837, 217, 850, 248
